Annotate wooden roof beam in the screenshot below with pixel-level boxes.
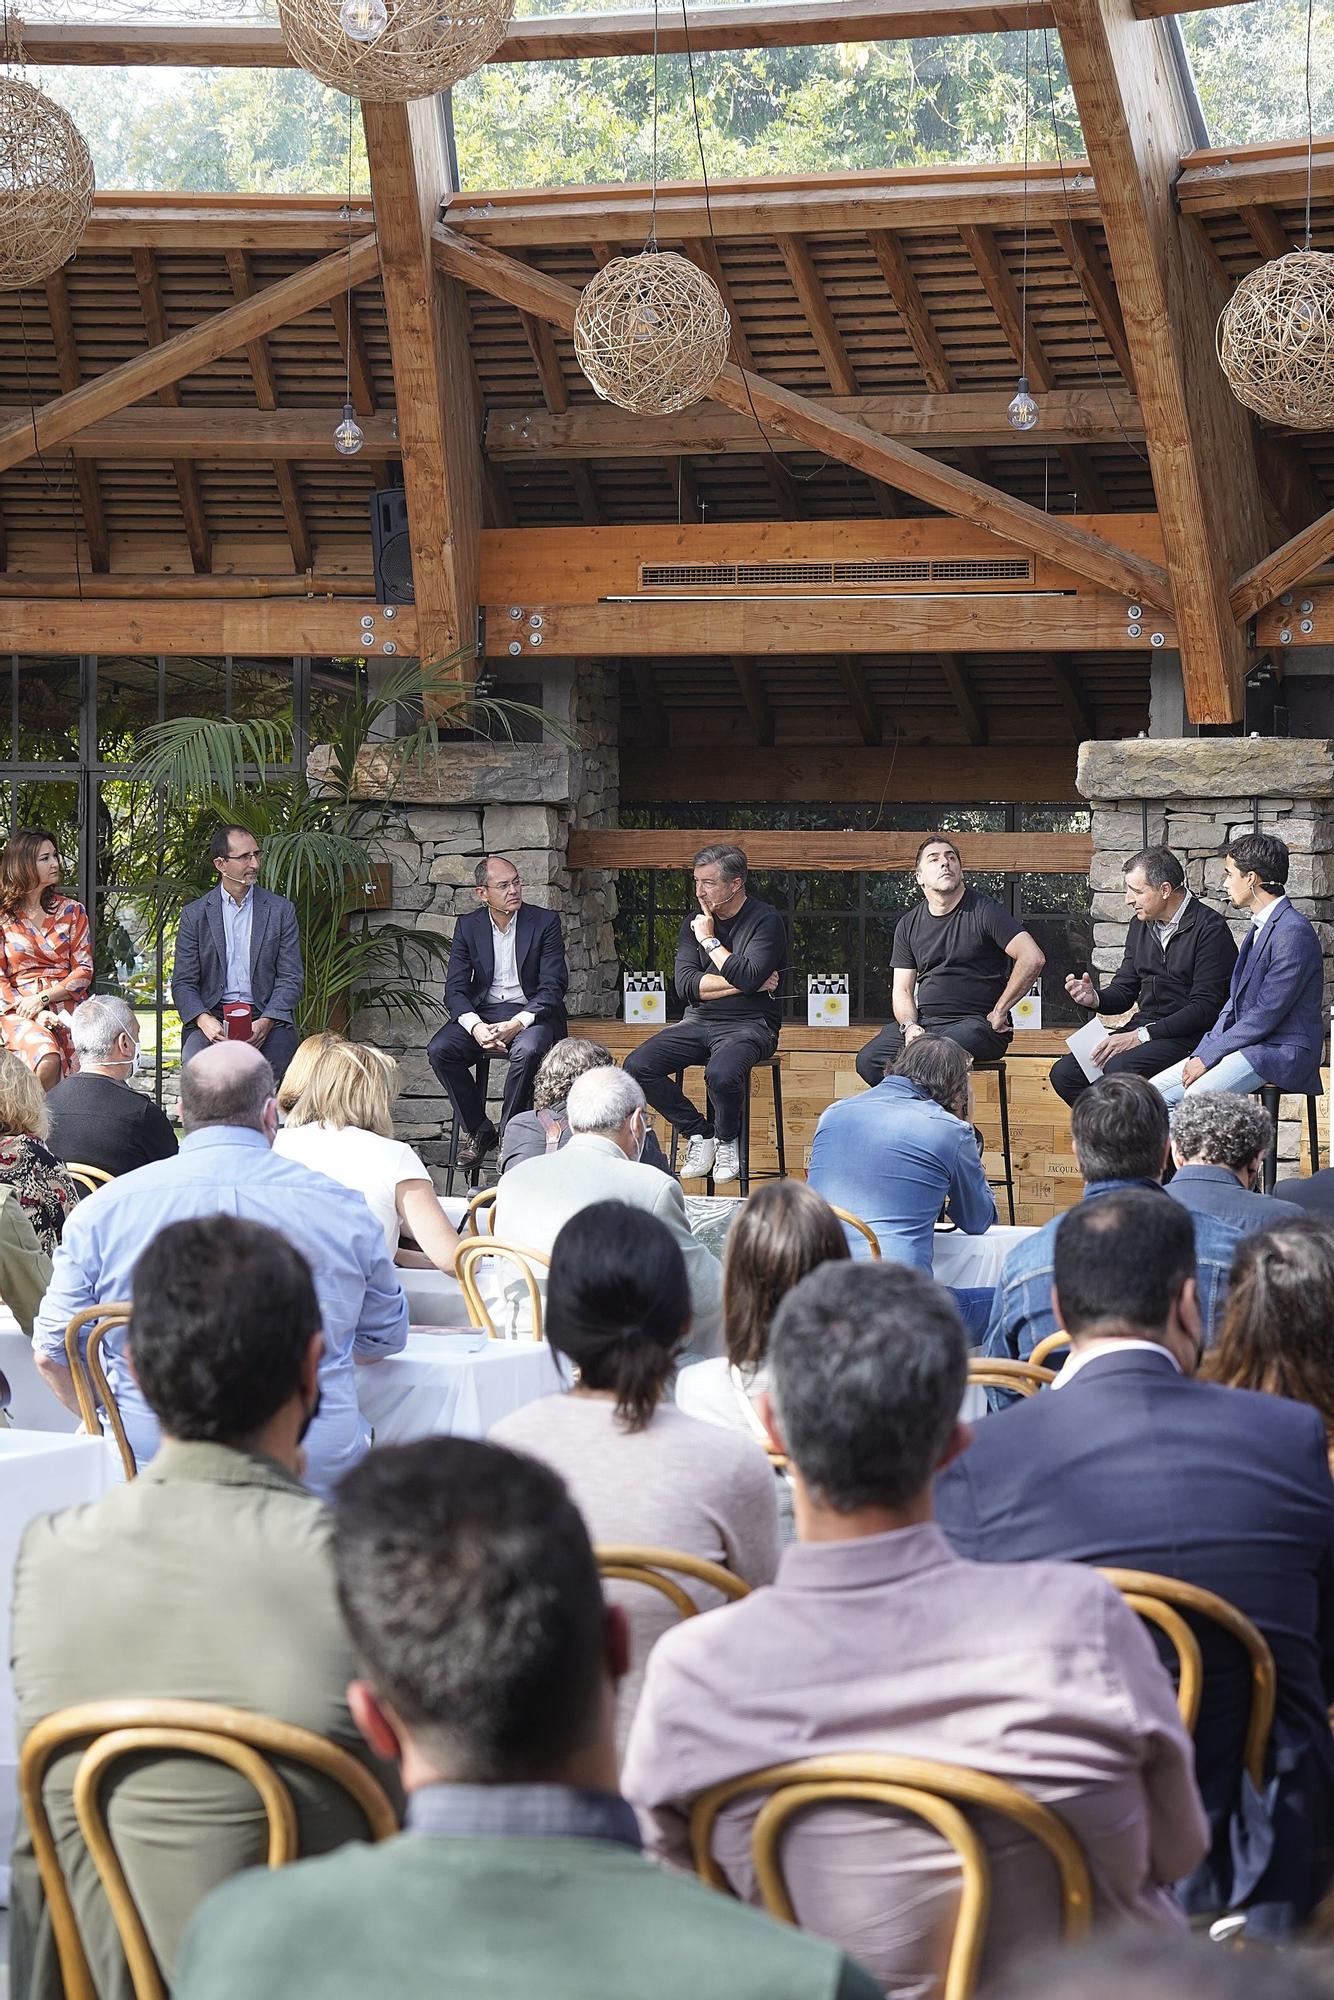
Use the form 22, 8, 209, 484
938, 654, 987, 744
1230, 506, 1334, 623
631, 661, 670, 746
43, 269, 109, 573
732, 659, 774, 745
364, 99, 480, 684
1049, 0, 1270, 722
682, 236, 801, 517
779, 236, 858, 396
226, 249, 311, 575
435, 225, 1172, 608
1046, 655, 1096, 738
868, 229, 955, 393
1177, 143, 1334, 213
0, 408, 401, 459
131, 248, 211, 575
1050, 220, 1137, 391
0, 597, 413, 655
836, 658, 882, 744
0, 237, 379, 477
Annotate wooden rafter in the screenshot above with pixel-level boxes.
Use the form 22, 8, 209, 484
682, 236, 801, 517
42, 269, 110, 573
732, 659, 774, 744
364, 99, 481, 681
516, 308, 599, 523
131, 248, 212, 575
1048, 0, 1270, 722
570, 828, 1092, 868
1230, 508, 1334, 623
1046, 656, 1095, 738
0, 237, 379, 476
938, 654, 987, 744
435, 225, 1172, 604
1177, 144, 1334, 214
328, 289, 392, 490
0, 598, 413, 654
779, 236, 857, 396
632, 661, 670, 745
1050, 221, 1137, 391
626, 745, 1080, 803
867, 230, 954, 392
225, 249, 311, 574
1, 408, 400, 458
835, 659, 882, 744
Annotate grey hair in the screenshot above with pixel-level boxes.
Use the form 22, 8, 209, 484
566, 1065, 646, 1135
70, 995, 138, 1063
1170, 1091, 1272, 1172
1123, 846, 1185, 892
769, 1261, 967, 1512
693, 843, 747, 884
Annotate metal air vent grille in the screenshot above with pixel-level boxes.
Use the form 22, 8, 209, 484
637, 554, 1036, 590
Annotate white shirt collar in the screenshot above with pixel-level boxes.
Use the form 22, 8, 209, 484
1052, 1337, 1182, 1388
1251, 893, 1286, 932
1155, 889, 1191, 936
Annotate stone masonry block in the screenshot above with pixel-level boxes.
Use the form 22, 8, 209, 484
483, 805, 562, 851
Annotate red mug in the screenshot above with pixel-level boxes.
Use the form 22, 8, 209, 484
222, 1003, 254, 1042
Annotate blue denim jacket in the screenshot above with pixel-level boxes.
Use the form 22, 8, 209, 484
980, 1177, 1242, 1369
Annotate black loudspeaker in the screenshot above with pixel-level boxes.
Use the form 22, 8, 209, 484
370, 487, 414, 604
1244, 658, 1287, 736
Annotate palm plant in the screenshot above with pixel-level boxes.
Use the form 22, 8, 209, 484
128, 657, 552, 1037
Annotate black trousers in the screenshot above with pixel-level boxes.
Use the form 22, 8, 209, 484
427, 1003, 558, 1134
182, 1020, 298, 1085
624, 1016, 777, 1143
1048, 1031, 1195, 1108
855, 1015, 1011, 1088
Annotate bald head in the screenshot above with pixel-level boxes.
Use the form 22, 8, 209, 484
180, 1040, 277, 1138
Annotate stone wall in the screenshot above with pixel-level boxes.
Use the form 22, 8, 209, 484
345, 661, 619, 1169
1078, 738, 1334, 1173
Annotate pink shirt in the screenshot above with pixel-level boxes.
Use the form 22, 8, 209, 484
622, 1523, 1207, 1994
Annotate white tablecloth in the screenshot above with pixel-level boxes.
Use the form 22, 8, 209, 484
0, 1323, 78, 1433
0, 1430, 120, 1903
932, 1225, 1035, 1291
356, 1331, 566, 1445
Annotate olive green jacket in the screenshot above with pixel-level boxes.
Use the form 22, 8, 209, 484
0, 1184, 51, 1339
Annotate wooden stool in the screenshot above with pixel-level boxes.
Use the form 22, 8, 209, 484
974, 1059, 1016, 1226
1258, 1083, 1321, 1194
442, 1052, 495, 1197
669, 1053, 787, 1196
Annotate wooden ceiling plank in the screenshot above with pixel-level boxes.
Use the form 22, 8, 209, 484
776, 236, 859, 395
436, 225, 1173, 608
363, 99, 481, 683
1239, 204, 1293, 263
226, 248, 310, 576
867, 229, 955, 393
570, 462, 603, 525
1050, 219, 1138, 390
43, 268, 110, 573
938, 652, 987, 744
519, 310, 569, 414
681, 237, 802, 516
1049, 0, 1270, 722
5, 408, 402, 458
1046, 655, 1096, 738
631, 660, 670, 746
731, 658, 774, 744
569, 827, 1092, 868
835, 657, 882, 744
624, 743, 1079, 802
958, 222, 1054, 393
329, 291, 380, 415
131, 248, 211, 575
0, 237, 380, 477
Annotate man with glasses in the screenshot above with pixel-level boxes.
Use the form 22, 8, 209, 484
172, 822, 303, 1084
427, 855, 569, 1170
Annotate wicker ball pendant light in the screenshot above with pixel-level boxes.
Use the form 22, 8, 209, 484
573, 250, 730, 416
1217, 248, 1334, 429
276, 0, 515, 102
0, 76, 94, 291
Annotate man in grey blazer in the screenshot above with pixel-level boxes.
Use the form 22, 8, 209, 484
495, 1066, 723, 1354
172, 824, 304, 1082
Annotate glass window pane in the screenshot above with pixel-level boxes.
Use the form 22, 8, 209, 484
1178, 0, 1328, 148
16, 659, 79, 762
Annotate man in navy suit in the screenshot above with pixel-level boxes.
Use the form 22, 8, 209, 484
172, 824, 304, 1083
938, 1187, 1334, 1931
1152, 832, 1324, 1104
427, 856, 568, 1168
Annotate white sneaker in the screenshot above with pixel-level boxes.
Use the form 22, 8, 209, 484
713, 1139, 741, 1185
682, 1134, 718, 1180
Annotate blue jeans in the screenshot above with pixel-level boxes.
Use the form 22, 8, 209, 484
949, 1286, 994, 1342
1151, 1051, 1267, 1105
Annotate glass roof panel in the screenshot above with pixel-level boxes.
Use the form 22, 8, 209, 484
1178, 0, 1334, 148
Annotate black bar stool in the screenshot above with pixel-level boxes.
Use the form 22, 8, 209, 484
668, 1053, 787, 1196
1258, 1084, 1322, 1194
442, 1052, 495, 1197
974, 1058, 1016, 1226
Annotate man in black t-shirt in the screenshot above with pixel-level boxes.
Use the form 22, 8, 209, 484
856, 836, 1046, 1086
624, 844, 786, 1186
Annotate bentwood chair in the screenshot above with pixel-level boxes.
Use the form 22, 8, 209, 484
453, 1239, 550, 1340
828, 1205, 881, 1258
461, 1187, 497, 1238
689, 1754, 1093, 2000
64, 1303, 136, 1480
64, 1164, 114, 1200
1029, 1331, 1071, 1371
595, 1545, 752, 1620
20, 1698, 399, 2000
965, 1357, 1055, 1398
1097, 1570, 1276, 1788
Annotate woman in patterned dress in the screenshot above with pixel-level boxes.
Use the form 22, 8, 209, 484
0, 827, 93, 1090
0, 1050, 79, 1252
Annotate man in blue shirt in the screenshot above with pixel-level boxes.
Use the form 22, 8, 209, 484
33, 1041, 407, 1499
982, 1073, 1240, 1382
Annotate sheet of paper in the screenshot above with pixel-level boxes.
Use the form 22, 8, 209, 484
1065, 1017, 1107, 1084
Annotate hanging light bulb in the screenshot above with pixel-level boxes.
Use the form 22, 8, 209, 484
339, 0, 388, 41
333, 401, 365, 455
1007, 375, 1039, 432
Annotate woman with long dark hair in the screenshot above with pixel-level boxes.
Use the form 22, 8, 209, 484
0, 827, 93, 1090
1204, 1218, 1334, 1454
492, 1200, 779, 1748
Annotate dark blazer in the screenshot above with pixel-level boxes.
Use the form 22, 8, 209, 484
1193, 899, 1325, 1095
1095, 896, 1237, 1045
937, 1348, 1334, 1927
445, 904, 568, 1030
1168, 1163, 1304, 1237
172, 886, 303, 1029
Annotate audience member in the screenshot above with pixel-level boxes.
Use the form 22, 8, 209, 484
499, 1036, 673, 1176
981, 1073, 1240, 1376
0, 1182, 50, 1337
978, 1933, 1333, 2000
1205, 1216, 1334, 1456
45, 996, 177, 1178
1153, 832, 1323, 1104
855, 835, 1044, 1086
10, 1215, 398, 2000
495, 1066, 723, 1351
808, 1033, 995, 1264
1051, 846, 1236, 1107
492, 1202, 779, 1748
938, 1189, 1334, 1930
1273, 1163, 1334, 1220
625, 844, 786, 1186
1167, 1093, 1303, 1234
172, 1438, 878, 2000
0, 1049, 78, 1252
32, 1041, 407, 1499
274, 1033, 458, 1274
623, 1260, 1206, 1994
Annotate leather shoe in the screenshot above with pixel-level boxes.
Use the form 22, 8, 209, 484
457, 1121, 498, 1170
